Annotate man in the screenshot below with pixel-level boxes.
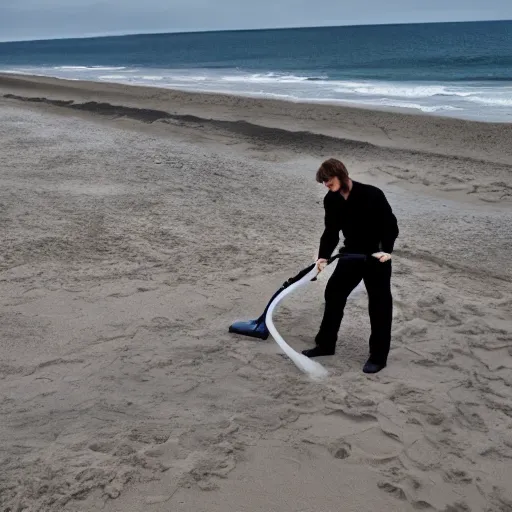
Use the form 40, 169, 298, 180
302, 158, 399, 374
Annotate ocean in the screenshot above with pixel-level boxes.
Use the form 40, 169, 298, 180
1, 20, 511, 122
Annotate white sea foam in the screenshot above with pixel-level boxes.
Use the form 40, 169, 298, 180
1, 69, 34, 75
98, 75, 130, 80
2, 64, 511, 121
336, 98, 465, 112
53, 66, 127, 71
334, 82, 474, 98
222, 72, 327, 83
466, 95, 512, 106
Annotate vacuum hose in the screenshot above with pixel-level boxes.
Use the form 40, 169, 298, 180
265, 252, 367, 380
265, 263, 329, 380
229, 252, 368, 380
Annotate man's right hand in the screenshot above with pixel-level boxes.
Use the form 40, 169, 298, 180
316, 258, 328, 272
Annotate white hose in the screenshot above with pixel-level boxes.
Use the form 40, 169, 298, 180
265, 266, 329, 381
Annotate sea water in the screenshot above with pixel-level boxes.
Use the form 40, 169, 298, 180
1, 20, 511, 121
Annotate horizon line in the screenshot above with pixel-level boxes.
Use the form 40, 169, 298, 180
0, 18, 511, 44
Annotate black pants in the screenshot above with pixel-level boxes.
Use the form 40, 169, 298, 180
315, 257, 393, 365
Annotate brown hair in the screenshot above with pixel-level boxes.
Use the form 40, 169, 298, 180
316, 158, 350, 190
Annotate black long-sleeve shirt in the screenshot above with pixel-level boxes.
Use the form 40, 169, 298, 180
318, 181, 399, 259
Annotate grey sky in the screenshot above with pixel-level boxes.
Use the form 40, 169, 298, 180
1, 0, 511, 42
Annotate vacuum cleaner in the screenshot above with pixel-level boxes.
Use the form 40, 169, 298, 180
228, 252, 367, 379
229, 251, 366, 340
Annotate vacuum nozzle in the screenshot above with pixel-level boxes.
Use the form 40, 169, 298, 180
228, 315, 269, 340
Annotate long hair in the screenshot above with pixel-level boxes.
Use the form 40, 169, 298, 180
316, 158, 350, 192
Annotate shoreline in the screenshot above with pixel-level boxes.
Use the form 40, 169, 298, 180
3, 70, 510, 124
2, 73, 512, 165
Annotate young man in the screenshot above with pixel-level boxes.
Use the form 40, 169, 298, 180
302, 158, 399, 374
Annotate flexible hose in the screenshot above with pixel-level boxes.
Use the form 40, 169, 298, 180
265, 265, 329, 381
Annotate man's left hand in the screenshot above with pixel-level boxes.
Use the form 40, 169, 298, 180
372, 252, 391, 263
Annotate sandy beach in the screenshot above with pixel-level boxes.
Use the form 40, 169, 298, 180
1, 74, 511, 512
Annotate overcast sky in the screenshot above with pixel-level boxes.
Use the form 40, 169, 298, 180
1, 0, 511, 42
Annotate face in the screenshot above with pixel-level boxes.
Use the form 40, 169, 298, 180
323, 176, 341, 192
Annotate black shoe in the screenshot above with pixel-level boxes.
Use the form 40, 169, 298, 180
362, 360, 386, 374
302, 346, 335, 358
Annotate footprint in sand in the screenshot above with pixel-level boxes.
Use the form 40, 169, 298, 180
304, 410, 404, 462
417, 294, 446, 308
128, 424, 171, 444
113, 444, 137, 456
88, 441, 115, 454
395, 318, 429, 339
345, 426, 404, 462
329, 441, 352, 459
443, 467, 473, 484
377, 481, 407, 501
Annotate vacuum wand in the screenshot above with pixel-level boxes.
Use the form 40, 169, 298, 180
228, 252, 367, 340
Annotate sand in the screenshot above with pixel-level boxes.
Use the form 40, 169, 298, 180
0, 74, 511, 512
